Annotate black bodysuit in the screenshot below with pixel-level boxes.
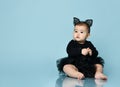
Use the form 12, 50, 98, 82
57, 40, 104, 77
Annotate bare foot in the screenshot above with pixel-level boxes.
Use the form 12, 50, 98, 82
95, 72, 107, 80
95, 79, 107, 86
76, 72, 85, 80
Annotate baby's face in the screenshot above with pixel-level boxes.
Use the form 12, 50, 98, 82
73, 25, 90, 43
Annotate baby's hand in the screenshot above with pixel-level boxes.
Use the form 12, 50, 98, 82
87, 48, 92, 56
81, 48, 89, 56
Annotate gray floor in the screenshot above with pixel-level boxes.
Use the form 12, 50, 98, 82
56, 73, 119, 87
0, 57, 119, 87
56, 71, 120, 87
56, 75, 108, 87
0, 65, 119, 87
0, 55, 119, 87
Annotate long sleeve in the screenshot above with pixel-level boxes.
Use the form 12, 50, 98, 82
66, 40, 82, 57
88, 41, 98, 58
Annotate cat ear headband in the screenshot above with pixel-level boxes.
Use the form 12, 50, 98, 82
73, 17, 93, 27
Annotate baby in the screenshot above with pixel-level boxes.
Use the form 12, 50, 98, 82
57, 17, 107, 80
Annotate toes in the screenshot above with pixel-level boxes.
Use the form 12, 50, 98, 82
95, 74, 107, 80
77, 74, 84, 80
101, 76, 107, 80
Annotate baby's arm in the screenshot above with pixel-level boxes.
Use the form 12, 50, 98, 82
88, 41, 98, 57
67, 40, 82, 57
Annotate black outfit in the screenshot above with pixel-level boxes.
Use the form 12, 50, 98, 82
57, 40, 104, 78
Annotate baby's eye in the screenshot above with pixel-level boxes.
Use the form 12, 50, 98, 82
80, 32, 84, 33
74, 31, 78, 33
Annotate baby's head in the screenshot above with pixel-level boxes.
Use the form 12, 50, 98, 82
73, 17, 93, 33
73, 17, 93, 43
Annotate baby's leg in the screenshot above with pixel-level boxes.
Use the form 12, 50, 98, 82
63, 64, 84, 79
95, 64, 107, 80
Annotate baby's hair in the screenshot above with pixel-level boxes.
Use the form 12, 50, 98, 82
73, 17, 93, 33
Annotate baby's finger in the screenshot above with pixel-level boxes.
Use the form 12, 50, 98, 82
87, 48, 89, 50
82, 74, 85, 79
87, 48, 91, 51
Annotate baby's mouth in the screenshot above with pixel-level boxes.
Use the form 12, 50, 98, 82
76, 36, 80, 38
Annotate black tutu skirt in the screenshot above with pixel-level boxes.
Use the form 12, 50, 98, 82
56, 56, 104, 78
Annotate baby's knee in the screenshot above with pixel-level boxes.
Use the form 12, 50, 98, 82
63, 64, 71, 69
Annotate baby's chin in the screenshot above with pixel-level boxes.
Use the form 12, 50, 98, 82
74, 39, 85, 43
74, 38, 81, 41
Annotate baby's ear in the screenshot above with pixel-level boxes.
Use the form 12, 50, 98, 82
73, 17, 80, 26
85, 19, 93, 27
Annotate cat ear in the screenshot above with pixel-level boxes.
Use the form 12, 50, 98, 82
73, 17, 80, 26
85, 19, 93, 27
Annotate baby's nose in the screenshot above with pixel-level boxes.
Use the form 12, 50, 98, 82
77, 33, 80, 35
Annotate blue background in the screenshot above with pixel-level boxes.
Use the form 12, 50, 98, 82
0, 0, 120, 87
